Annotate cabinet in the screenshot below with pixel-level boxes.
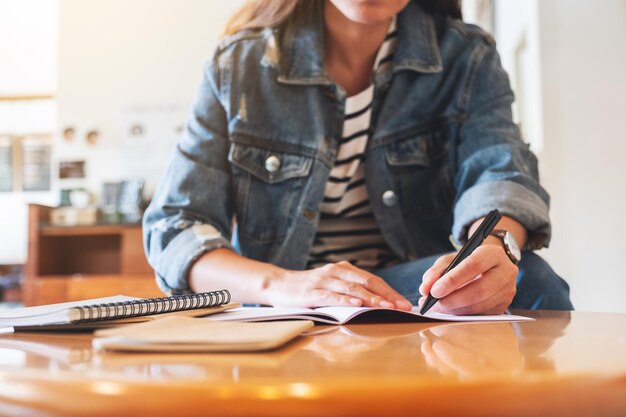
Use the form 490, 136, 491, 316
24, 204, 163, 306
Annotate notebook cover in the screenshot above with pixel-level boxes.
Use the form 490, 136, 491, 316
92, 317, 314, 352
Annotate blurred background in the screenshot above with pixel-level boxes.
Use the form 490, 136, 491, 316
0, 0, 624, 311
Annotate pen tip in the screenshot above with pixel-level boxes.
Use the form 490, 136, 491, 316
420, 296, 437, 315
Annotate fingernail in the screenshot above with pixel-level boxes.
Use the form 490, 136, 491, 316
380, 300, 395, 309
349, 298, 362, 306
398, 300, 413, 310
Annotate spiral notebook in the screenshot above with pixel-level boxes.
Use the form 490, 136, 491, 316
0, 290, 238, 331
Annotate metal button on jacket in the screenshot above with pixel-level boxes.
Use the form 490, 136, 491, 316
265, 155, 281, 173
382, 190, 397, 207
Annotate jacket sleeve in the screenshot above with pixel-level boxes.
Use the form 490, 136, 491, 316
451, 41, 551, 249
143, 59, 234, 295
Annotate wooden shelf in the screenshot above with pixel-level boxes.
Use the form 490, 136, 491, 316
39, 224, 135, 236
24, 204, 161, 306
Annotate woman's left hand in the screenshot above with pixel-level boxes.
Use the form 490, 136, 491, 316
418, 243, 518, 315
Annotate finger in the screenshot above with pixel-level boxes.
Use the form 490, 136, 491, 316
423, 284, 502, 315
432, 267, 513, 313
417, 296, 425, 308
424, 253, 456, 280
330, 262, 412, 310
442, 282, 515, 315
430, 245, 503, 299
420, 253, 456, 295
317, 264, 394, 308
317, 276, 387, 308
306, 288, 363, 308
448, 299, 512, 316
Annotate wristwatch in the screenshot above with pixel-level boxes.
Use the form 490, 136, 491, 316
490, 229, 521, 265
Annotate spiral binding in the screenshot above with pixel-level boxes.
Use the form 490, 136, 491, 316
73, 290, 231, 323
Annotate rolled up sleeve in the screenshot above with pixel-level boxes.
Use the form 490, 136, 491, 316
151, 222, 232, 294
143, 59, 234, 294
453, 181, 550, 249
452, 41, 551, 249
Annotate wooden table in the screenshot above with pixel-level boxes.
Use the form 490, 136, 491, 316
0, 310, 624, 417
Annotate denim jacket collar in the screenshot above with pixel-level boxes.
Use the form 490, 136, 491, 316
276, 1, 443, 86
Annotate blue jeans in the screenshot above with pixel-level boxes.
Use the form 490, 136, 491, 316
376, 251, 574, 310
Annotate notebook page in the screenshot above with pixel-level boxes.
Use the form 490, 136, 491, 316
204, 306, 340, 324
205, 306, 533, 325
315, 306, 533, 323
418, 310, 533, 322
0, 296, 136, 326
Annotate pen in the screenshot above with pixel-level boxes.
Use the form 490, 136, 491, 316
419, 209, 502, 315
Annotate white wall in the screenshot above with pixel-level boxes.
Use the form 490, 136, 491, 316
461, 0, 626, 313
0, 0, 244, 264
0, 0, 58, 95
538, 0, 626, 312
492, 0, 543, 153
57, 0, 245, 196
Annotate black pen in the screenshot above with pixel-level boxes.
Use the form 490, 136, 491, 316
419, 209, 502, 315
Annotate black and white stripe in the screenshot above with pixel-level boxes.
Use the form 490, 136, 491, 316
308, 17, 399, 271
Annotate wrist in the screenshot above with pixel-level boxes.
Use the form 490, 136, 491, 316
483, 235, 506, 249
468, 214, 528, 253
258, 265, 291, 305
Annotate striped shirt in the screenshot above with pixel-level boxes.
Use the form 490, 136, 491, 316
308, 18, 399, 271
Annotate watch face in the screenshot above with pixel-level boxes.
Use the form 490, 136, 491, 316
504, 232, 521, 261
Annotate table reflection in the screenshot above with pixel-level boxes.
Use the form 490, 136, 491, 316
420, 312, 571, 378
420, 322, 524, 378
513, 310, 571, 372
0, 313, 572, 383
0, 332, 93, 369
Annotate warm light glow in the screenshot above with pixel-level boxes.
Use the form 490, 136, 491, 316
89, 381, 125, 396
0, 379, 40, 400
256, 385, 282, 400
0, 348, 26, 366
287, 382, 318, 398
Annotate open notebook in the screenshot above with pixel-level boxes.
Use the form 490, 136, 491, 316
0, 290, 238, 331
205, 306, 533, 325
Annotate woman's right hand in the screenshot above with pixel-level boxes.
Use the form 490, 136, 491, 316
263, 261, 413, 311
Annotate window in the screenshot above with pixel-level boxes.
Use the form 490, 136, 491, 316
0, 0, 58, 193
0, 0, 58, 265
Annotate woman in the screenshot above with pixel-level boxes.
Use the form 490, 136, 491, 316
143, 0, 573, 314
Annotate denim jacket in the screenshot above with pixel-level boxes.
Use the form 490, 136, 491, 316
143, 1, 551, 295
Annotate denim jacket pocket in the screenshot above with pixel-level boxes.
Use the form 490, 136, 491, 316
228, 141, 314, 241
229, 142, 314, 183
384, 134, 432, 167
383, 131, 452, 218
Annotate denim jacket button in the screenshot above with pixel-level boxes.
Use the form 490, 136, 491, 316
265, 155, 281, 173
382, 190, 397, 207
